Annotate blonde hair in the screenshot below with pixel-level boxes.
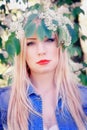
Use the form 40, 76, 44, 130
7, 38, 87, 130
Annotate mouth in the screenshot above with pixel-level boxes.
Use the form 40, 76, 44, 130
36, 59, 51, 65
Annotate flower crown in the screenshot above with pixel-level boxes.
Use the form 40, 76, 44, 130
1, 1, 77, 51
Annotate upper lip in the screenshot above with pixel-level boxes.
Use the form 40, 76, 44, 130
36, 59, 51, 64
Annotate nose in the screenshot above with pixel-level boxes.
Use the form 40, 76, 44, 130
37, 42, 46, 56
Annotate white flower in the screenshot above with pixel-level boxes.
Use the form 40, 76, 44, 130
32, 10, 38, 14
16, 29, 24, 39
0, 14, 5, 21
63, 16, 74, 28
0, 27, 4, 36
0, 0, 6, 6
64, 26, 71, 46
71, 2, 81, 9
9, 22, 18, 32
41, 0, 52, 9
39, 13, 45, 19
7, 0, 27, 11
1, 30, 9, 42
59, 25, 71, 46
44, 18, 52, 25
57, 6, 70, 15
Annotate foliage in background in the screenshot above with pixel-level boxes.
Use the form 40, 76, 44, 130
0, 0, 87, 87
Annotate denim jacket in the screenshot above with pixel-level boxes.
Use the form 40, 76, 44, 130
0, 85, 87, 130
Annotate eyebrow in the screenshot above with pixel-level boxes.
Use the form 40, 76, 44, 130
27, 38, 37, 40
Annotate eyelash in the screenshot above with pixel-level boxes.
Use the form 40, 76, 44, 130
27, 38, 55, 46
46, 38, 55, 42
27, 42, 35, 46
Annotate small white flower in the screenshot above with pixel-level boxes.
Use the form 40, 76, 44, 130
39, 13, 45, 19
0, 27, 4, 36
9, 22, 18, 32
3, 51, 8, 58
44, 18, 52, 26
7, 0, 27, 11
57, 6, 70, 15
32, 10, 38, 14
16, 29, 25, 39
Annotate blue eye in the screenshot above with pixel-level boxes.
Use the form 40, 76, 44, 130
46, 38, 55, 42
27, 42, 35, 46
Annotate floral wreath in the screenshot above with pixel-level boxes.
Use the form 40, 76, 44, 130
0, 0, 78, 53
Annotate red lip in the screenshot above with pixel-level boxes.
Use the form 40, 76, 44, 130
36, 60, 51, 65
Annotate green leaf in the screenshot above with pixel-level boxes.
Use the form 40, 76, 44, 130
72, 7, 84, 18
37, 20, 52, 40
83, 62, 87, 67
81, 35, 87, 41
24, 14, 38, 27
68, 45, 82, 57
0, 54, 7, 64
5, 33, 21, 57
22, 0, 28, 3
68, 44, 76, 56
52, 20, 58, 26
41, 20, 52, 38
75, 47, 82, 57
79, 71, 87, 86
57, 0, 73, 6
7, 76, 12, 85
0, 4, 6, 13
0, 37, 2, 48
58, 27, 67, 45
13, 37, 21, 55
5, 40, 15, 58
6, 0, 10, 3
37, 24, 45, 40
66, 24, 78, 44
74, 23, 80, 33
29, 3, 42, 11
24, 22, 36, 38
0, 74, 3, 79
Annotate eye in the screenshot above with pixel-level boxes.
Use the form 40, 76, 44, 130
27, 41, 35, 46
46, 38, 55, 42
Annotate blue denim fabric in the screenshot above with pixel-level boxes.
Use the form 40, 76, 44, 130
0, 85, 87, 130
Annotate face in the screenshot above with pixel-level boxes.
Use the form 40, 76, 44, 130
26, 33, 58, 75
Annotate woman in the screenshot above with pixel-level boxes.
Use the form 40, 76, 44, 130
0, 2, 87, 130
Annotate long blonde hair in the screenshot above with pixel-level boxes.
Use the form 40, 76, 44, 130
8, 38, 87, 130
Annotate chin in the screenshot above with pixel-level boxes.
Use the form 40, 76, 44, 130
35, 66, 57, 74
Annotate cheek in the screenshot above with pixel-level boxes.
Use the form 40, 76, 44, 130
26, 49, 32, 66
26, 48, 34, 60
51, 47, 58, 58
26, 48, 36, 68
52, 48, 59, 66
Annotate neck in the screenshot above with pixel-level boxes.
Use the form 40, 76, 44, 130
30, 71, 56, 94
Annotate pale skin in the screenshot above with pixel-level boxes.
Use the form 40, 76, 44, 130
26, 33, 59, 129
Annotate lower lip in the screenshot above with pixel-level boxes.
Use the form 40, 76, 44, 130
37, 61, 51, 65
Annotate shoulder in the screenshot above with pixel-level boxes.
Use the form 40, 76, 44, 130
78, 85, 87, 96
0, 86, 11, 110
78, 85, 87, 114
78, 85, 87, 105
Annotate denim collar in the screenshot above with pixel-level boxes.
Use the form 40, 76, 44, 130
27, 84, 62, 110
27, 84, 37, 96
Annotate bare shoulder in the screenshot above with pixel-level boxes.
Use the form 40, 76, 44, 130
0, 86, 11, 109
78, 85, 87, 107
